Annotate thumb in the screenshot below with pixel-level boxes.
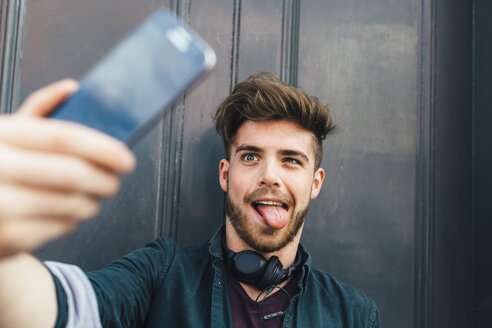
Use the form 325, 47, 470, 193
16, 79, 79, 117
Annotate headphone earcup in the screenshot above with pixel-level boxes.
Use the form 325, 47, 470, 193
231, 251, 267, 286
256, 256, 284, 290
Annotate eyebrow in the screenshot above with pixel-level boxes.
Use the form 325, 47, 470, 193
235, 145, 310, 164
280, 149, 310, 164
235, 145, 263, 154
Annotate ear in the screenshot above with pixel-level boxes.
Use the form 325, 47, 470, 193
219, 159, 230, 192
310, 168, 325, 200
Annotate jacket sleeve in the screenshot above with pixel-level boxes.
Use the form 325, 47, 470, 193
45, 261, 101, 328
368, 299, 382, 328
86, 238, 176, 328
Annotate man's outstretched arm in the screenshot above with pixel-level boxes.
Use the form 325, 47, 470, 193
0, 79, 136, 327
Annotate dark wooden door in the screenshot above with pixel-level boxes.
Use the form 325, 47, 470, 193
0, 0, 478, 327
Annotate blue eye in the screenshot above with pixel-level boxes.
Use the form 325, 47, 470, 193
284, 158, 301, 165
244, 154, 257, 161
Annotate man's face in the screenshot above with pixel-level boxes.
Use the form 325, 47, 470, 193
219, 120, 325, 253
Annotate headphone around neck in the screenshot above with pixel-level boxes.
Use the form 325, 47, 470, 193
222, 235, 302, 291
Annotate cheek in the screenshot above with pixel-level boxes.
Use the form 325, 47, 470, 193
227, 170, 248, 198
289, 176, 314, 203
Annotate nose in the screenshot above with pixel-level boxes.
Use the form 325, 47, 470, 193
258, 159, 281, 187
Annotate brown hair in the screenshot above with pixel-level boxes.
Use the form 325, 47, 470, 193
213, 72, 337, 168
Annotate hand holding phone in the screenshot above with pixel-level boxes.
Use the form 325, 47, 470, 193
0, 78, 138, 257
49, 10, 216, 145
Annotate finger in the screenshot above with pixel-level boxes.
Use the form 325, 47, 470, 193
0, 117, 136, 174
0, 184, 100, 220
0, 143, 121, 197
0, 217, 77, 256
16, 79, 79, 117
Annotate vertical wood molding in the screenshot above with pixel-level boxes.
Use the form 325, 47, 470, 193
280, 0, 299, 86
473, 1, 492, 325
414, 0, 436, 327
229, 0, 241, 92
159, 98, 185, 240
0, 0, 26, 114
157, 0, 191, 239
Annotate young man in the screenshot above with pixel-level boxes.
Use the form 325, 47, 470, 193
0, 73, 381, 327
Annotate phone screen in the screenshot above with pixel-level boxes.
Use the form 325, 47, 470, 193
49, 10, 215, 145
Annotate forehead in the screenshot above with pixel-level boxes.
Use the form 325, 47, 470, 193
232, 120, 316, 157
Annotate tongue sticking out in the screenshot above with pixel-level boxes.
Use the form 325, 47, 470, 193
256, 205, 289, 229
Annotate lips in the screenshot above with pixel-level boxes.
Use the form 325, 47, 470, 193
252, 199, 290, 229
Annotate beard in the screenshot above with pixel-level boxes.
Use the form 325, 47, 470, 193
225, 190, 309, 253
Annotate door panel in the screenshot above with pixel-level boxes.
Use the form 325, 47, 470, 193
297, 1, 419, 326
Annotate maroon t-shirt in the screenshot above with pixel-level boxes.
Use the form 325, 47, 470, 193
225, 264, 300, 328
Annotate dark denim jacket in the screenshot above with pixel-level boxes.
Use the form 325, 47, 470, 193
55, 226, 381, 327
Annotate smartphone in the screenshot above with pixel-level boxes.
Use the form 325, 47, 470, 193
49, 10, 216, 145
